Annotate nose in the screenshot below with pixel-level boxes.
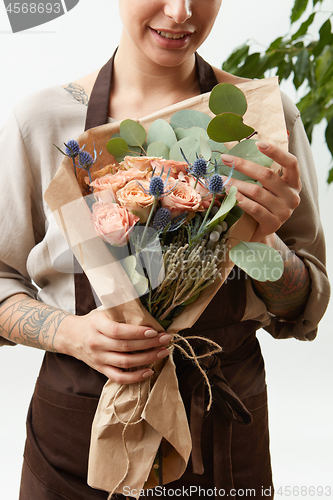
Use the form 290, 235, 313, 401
164, 0, 192, 24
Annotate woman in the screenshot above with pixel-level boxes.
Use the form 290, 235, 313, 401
0, 1, 329, 499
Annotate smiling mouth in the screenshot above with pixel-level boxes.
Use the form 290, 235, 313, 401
154, 30, 190, 40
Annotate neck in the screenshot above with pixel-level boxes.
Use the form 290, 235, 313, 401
109, 33, 200, 120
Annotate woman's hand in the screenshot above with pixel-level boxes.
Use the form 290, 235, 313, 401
58, 309, 171, 384
221, 141, 302, 242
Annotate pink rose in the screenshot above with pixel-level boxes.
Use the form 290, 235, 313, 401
116, 180, 155, 222
121, 156, 160, 173
90, 168, 146, 197
151, 159, 188, 180
161, 178, 203, 218
92, 202, 140, 247
187, 176, 214, 208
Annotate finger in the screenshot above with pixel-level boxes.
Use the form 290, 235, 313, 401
94, 312, 168, 342
255, 142, 301, 190
90, 331, 173, 353
102, 365, 155, 384
102, 346, 170, 371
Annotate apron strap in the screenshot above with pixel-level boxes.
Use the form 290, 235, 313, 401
84, 49, 117, 131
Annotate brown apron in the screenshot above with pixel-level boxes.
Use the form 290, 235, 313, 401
19, 52, 273, 500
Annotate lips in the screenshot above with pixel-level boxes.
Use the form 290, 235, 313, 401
150, 28, 193, 47
155, 30, 188, 40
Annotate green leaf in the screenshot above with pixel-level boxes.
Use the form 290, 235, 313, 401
205, 185, 238, 229
199, 136, 212, 161
207, 139, 229, 160
325, 118, 333, 156
119, 119, 146, 147
291, 12, 316, 40
327, 166, 333, 184
294, 49, 310, 88
222, 43, 250, 73
147, 141, 170, 159
209, 83, 248, 116
147, 119, 177, 149
207, 113, 255, 143
174, 126, 209, 142
170, 109, 211, 130
106, 137, 129, 157
216, 163, 257, 183
169, 137, 198, 163
229, 242, 284, 282
290, 0, 309, 23
228, 140, 274, 168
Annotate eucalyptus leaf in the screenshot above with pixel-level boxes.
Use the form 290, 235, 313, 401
207, 113, 255, 143
170, 109, 211, 130
106, 137, 129, 157
147, 141, 170, 159
206, 185, 238, 229
199, 136, 212, 161
147, 119, 177, 149
216, 163, 257, 183
174, 126, 209, 141
119, 119, 147, 147
229, 242, 284, 282
209, 83, 248, 116
169, 137, 198, 163
228, 139, 274, 167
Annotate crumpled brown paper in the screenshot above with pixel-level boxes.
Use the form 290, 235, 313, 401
44, 77, 287, 498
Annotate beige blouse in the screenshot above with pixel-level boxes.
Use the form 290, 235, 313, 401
0, 85, 330, 346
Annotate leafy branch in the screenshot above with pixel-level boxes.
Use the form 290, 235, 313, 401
222, 0, 333, 183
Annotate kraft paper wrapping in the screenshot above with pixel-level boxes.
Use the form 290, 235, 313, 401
44, 77, 287, 498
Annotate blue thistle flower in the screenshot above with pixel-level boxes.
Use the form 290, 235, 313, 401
192, 157, 208, 178
78, 151, 94, 169
153, 208, 172, 231
149, 176, 164, 197
65, 140, 80, 158
208, 174, 223, 194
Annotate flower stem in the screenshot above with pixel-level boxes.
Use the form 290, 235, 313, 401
71, 158, 78, 179
139, 197, 159, 250
199, 194, 216, 233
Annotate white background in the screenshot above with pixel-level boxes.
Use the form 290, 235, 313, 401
0, 0, 332, 498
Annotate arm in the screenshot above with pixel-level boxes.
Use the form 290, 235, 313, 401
0, 293, 171, 384
251, 233, 311, 321
221, 141, 311, 321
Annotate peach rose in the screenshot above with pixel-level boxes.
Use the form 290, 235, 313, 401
120, 156, 160, 173
150, 159, 188, 180
116, 180, 155, 223
187, 176, 214, 208
92, 202, 140, 247
161, 178, 203, 218
90, 168, 146, 198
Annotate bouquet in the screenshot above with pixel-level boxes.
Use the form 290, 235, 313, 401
45, 77, 287, 498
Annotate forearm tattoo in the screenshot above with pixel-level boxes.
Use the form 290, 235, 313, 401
252, 237, 311, 321
0, 296, 70, 351
63, 82, 88, 106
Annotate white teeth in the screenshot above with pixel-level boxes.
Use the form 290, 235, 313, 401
156, 30, 187, 40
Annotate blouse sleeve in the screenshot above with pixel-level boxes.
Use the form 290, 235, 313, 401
263, 92, 330, 341
0, 111, 41, 346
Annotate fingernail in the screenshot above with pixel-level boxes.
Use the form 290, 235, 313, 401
255, 141, 269, 150
159, 333, 172, 345
157, 348, 169, 359
221, 153, 235, 164
142, 369, 154, 379
144, 329, 158, 338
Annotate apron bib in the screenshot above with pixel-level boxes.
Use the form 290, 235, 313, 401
20, 52, 273, 500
